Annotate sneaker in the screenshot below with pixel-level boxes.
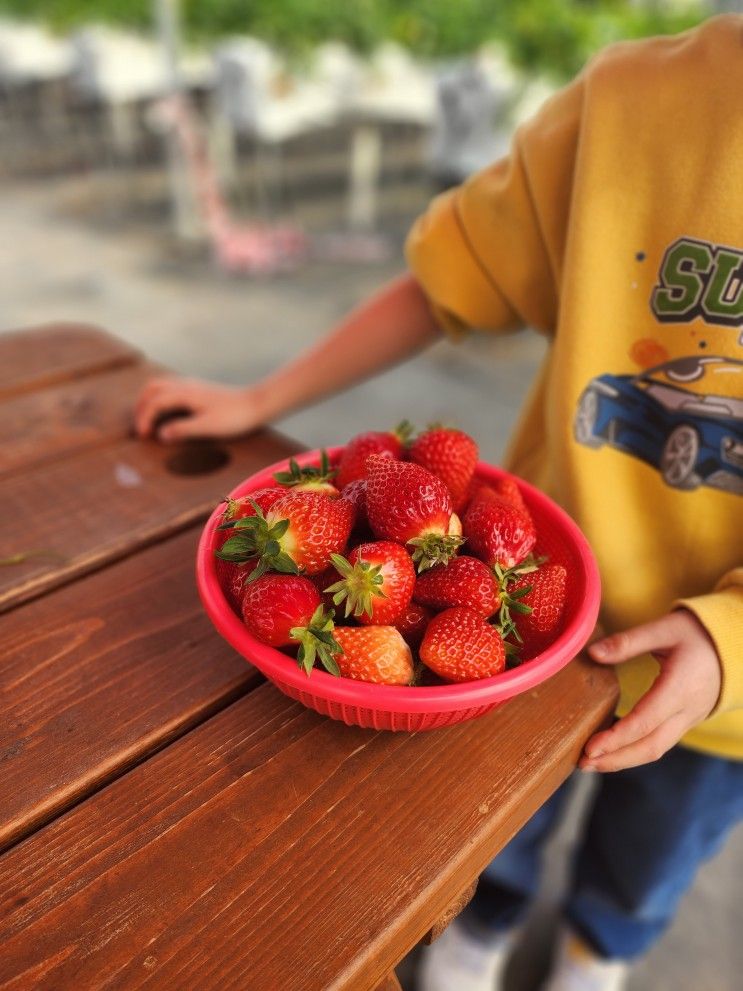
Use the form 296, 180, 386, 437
416, 918, 518, 991
541, 926, 629, 991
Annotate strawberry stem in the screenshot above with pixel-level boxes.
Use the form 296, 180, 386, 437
274, 449, 337, 488
323, 552, 387, 619
393, 420, 415, 446
214, 503, 299, 580
490, 558, 546, 639
407, 533, 464, 572
290, 605, 343, 677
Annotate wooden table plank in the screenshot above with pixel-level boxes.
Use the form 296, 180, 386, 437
0, 659, 617, 991
0, 527, 263, 855
0, 428, 301, 614
372, 975, 402, 991
0, 323, 139, 400
0, 362, 162, 478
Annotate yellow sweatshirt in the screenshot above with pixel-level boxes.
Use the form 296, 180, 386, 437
406, 15, 743, 760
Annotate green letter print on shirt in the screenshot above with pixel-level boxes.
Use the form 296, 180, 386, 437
652, 237, 743, 327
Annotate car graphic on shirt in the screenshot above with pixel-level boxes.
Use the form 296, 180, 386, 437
574, 355, 743, 495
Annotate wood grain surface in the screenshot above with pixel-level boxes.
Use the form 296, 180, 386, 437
0, 428, 301, 614
372, 975, 403, 991
0, 324, 138, 399
0, 659, 618, 991
0, 527, 263, 855
0, 362, 162, 477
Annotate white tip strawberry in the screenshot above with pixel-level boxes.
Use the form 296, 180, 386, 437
333, 626, 414, 685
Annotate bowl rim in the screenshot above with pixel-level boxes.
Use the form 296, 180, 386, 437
196, 446, 601, 712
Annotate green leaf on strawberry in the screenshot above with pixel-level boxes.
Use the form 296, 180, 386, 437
290, 605, 343, 677
324, 552, 387, 619
273, 450, 337, 489
408, 533, 465, 572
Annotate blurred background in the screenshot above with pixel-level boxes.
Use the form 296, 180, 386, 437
0, 1, 739, 988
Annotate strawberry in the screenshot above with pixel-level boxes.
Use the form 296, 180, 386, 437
218, 487, 287, 534
214, 489, 285, 607
508, 563, 567, 657
466, 477, 528, 516
333, 626, 414, 685
413, 555, 500, 617
325, 541, 415, 625
365, 454, 463, 571
340, 478, 369, 531
394, 601, 433, 648
409, 427, 478, 509
308, 565, 342, 611
463, 497, 536, 569
491, 477, 528, 515
218, 558, 257, 613
241, 574, 342, 675
335, 421, 413, 489
420, 606, 506, 682
217, 490, 353, 578
273, 450, 339, 497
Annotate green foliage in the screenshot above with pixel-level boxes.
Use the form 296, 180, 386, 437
0, 0, 707, 81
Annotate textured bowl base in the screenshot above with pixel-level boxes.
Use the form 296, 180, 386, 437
277, 680, 504, 732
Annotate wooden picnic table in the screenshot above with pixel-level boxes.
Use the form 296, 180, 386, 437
0, 324, 619, 991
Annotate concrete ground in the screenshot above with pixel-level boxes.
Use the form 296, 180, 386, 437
0, 174, 740, 991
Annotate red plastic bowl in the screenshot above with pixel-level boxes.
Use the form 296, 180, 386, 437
196, 447, 601, 732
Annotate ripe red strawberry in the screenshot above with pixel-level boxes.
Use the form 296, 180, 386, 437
214, 489, 285, 608
333, 626, 414, 685
218, 558, 258, 613
336, 422, 413, 489
508, 563, 567, 657
340, 478, 369, 531
219, 487, 286, 529
217, 490, 354, 578
420, 607, 506, 682
325, 541, 415, 625
264, 491, 353, 574
413, 555, 500, 617
241, 573, 320, 645
463, 497, 536, 569
394, 601, 433, 648
365, 454, 463, 571
466, 477, 528, 517
273, 450, 339, 497
307, 565, 341, 611
241, 574, 341, 675
492, 477, 528, 515
409, 427, 478, 509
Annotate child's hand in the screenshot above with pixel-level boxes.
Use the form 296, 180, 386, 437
580, 610, 721, 772
134, 377, 263, 442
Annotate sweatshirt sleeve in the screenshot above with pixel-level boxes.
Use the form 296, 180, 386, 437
405, 74, 584, 337
676, 567, 743, 716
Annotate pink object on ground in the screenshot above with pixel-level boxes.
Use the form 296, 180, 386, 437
196, 448, 601, 731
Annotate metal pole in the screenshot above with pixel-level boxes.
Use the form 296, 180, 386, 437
153, 0, 200, 240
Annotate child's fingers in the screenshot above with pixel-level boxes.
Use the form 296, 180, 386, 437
159, 413, 211, 442
579, 711, 689, 773
135, 381, 191, 437
583, 667, 684, 759
134, 379, 171, 436
587, 613, 684, 665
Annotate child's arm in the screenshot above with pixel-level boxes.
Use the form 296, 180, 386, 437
580, 611, 722, 772
135, 273, 441, 442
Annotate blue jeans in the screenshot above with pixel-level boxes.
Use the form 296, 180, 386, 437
460, 744, 743, 959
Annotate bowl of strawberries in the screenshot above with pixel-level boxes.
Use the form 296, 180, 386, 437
196, 424, 601, 732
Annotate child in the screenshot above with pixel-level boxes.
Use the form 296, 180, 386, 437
136, 15, 743, 990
